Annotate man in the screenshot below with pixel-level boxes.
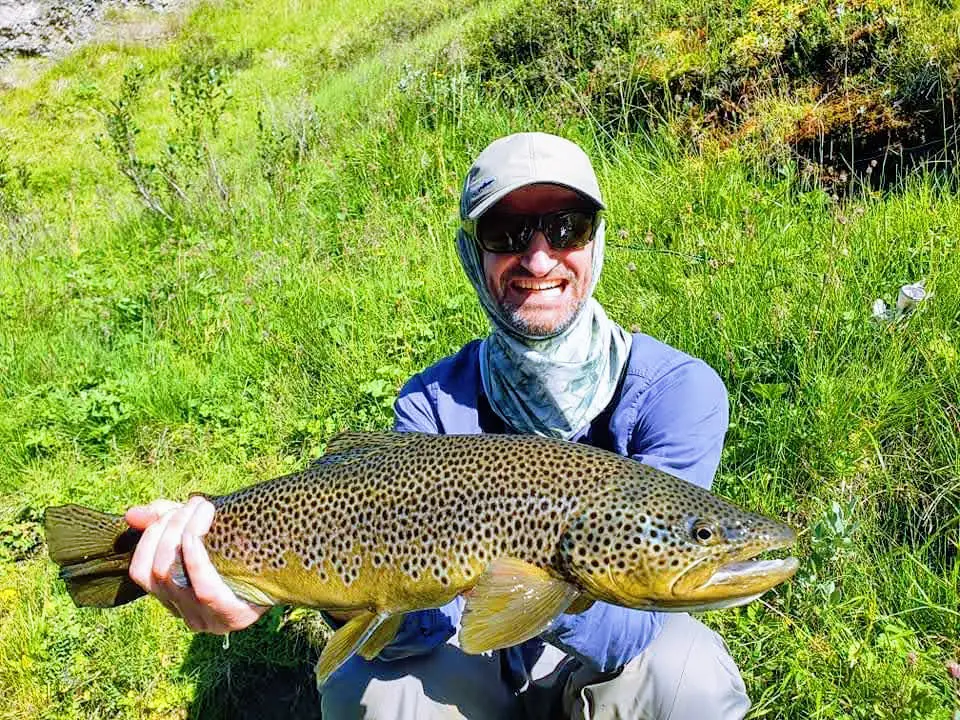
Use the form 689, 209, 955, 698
126, 133, 750, 719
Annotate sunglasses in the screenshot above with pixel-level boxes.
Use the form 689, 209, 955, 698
463, 209, 601, 254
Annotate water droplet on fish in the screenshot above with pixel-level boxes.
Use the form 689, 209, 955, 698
222, 632, 230, 650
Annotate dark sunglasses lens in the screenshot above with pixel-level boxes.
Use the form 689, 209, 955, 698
476, 211, 597, 253
477, 215, 529, 253
545, 212, 595, 249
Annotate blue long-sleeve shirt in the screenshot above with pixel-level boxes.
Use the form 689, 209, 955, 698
361, 333, 728, 685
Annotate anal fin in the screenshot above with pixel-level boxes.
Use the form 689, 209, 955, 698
565, 595, 596, 615
459, 557, 579, 654
358, 613, 404, 660
315, 611, 389, 686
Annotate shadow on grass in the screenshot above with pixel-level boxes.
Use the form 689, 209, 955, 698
181, 609, 323, 720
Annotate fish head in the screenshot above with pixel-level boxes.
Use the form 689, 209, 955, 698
559, 468, 798, 612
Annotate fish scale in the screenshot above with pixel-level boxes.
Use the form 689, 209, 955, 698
44, 430, 798, 687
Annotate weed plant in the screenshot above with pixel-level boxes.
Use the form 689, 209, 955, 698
0, 0, 957, 718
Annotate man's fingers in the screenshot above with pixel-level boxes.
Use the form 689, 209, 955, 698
128, 510, 177, 592
125, 500, 181, 529
181, 533, 267, 632
151, 497, 205, 580
166, 591, 208, 632
180, 530, 234, 607
183, 497, 215, 537
127, 495, 266, 633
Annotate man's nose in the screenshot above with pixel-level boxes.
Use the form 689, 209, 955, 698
519, 231, 557, 276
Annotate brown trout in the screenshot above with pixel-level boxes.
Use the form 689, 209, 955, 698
44, 431, 798, 684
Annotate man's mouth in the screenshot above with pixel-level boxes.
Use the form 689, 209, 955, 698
509, 278, 567, 296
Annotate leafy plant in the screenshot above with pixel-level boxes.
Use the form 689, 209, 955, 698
164, 48, 234, 205
97, 50, 235, 219
0, 505, 43, 562
256, 98, 322, 202
796, 499, 860, 604
96, 63, 172, 220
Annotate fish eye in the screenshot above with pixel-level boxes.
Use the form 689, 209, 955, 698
692, 521, 720, 545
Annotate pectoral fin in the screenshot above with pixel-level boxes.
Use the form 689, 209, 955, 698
459, 557, 580, 654
358, 613, 405, 660
315, 611, 387, 687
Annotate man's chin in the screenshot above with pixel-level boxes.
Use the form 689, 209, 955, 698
501, 304, 581, 338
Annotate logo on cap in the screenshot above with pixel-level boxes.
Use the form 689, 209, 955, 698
469, 176, 497, 196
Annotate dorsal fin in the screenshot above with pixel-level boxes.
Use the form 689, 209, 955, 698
309, 431, 426, 469
323, 431, 425, 456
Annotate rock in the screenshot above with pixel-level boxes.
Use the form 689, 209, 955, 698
0, 0, 183, 64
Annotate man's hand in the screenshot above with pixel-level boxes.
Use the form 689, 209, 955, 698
126, 496, 268, 634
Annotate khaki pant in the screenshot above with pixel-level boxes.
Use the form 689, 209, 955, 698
320, 614, 750, 720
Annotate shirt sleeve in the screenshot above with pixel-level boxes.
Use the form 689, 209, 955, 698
629, 358, 729, 490
540, 601, 664, 673
393, 374, 440, 434
542, 358, 730, 672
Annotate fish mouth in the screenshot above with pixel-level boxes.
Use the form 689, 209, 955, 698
667, 533, 799, 609
694, 556, 799, 602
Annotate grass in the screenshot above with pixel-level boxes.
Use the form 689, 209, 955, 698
0, 0, 958, 717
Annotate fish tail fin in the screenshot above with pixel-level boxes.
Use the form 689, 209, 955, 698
44, 504, 147, 608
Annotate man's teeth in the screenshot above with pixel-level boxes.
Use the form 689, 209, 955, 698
513, 280, 564, 292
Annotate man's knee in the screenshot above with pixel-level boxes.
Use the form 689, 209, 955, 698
319, 655, 377, 720
319, 644, 515, 720
567, 614, 750, 720
649, 614, 749, 719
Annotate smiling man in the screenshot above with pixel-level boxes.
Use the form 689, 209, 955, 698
319, 133, 751, 718
124, 133, 750, 719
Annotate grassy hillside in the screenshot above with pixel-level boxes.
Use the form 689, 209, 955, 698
0, 0, 958, 717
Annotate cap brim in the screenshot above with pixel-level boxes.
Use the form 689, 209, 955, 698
466, 180, 605, 220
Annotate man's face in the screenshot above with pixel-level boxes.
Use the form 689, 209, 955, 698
481, 184, 595, 337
